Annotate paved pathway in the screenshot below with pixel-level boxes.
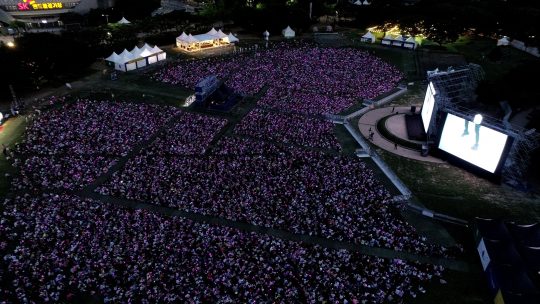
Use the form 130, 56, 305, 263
358, 106, 445, 163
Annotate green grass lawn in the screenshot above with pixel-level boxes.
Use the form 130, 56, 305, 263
379, 149, 540, 222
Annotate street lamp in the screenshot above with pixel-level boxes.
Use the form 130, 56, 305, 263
102, 14, 109, 24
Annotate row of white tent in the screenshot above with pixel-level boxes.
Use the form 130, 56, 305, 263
262, 26, 296, 39
352, 0, 371, 5
105, 43, 166, 72
176, 28, 239, 51
361, 31, 417, 49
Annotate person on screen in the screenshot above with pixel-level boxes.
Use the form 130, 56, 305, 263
462, 119, 480, 150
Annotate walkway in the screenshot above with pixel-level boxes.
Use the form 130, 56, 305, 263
358, 106, 445, 163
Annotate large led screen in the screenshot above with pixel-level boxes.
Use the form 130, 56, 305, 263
421, 82, 436, 132
438, 113, 509, 173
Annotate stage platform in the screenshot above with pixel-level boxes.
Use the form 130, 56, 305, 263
358, 106, 444, 163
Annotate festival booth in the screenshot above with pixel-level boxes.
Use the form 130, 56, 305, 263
225, 33, 239, 43
497, 36, 510, 46
361, 31, 376, 43
117, 17, 131, 25
106, 43, 166, 72
381, 34, 394, 45
282, 26, 295, 38
176, 28, 232, 52
404, 36, 417, 49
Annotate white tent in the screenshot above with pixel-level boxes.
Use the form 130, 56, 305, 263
207, 28, 218, 36
361, 31, 376, 43
353, 0, 362, 5
362, 0, 370, 5
381, 34, 393, 45
497, 36, 510, 46
282, 26, 295, 38
105, 52, 120, 62
216, 29, 228, 39
117, 17, 131, 24
226, 33, 239, 43
177, 32, 188, 41
405, 36, 417, 49
391, 35, 404, 46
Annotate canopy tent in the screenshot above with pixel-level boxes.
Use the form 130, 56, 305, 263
475, 218, 513, 243
497, 36, 511, 46
106, 43, 166, 72
105, 52, 120, 63
216, 29, 228, 39
117, 17, 131, 24
282, 26, 295, 38
363, 0, 371, 4
361, 31, 376, 43
353, 0, 362, 5
404, 36, 417, 49
507, 222, 540, 247
381, 34, 394, 45
226, 33, 239, 43
176, 28, 233, 52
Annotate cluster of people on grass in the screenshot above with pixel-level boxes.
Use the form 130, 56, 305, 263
10, 99, 181, 190
152, 43, 403, 99
99, 135, 455, 258
233, 109, 341, 151
0, 194, 444, 303
257, 87, 358, 115
149, 112, 228, 155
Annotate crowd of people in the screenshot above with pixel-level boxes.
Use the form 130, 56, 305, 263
99, 135, 454, 258
257, 87, 357, 115
0, 194, 444, 303
9, 99, 181, 190
0, 42, 456, 302
233, 109, 341, 150
152, 43, 403, 100
149, 112, 227, 155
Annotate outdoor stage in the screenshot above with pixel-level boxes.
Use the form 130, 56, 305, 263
358, 106, 444, 163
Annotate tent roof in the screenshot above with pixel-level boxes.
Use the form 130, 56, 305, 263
139, 49, 155, 57
383, 34, 394, 40
508, 222, 540, 247
151, 46, 164, 54
105, 52, 120, 62
192, 33, 217, 42
405, 36, 416, 43
476, 218, 513, 242
177, 32, 188, 41
216, 29, 228, 39
283, 25, 294, 32
207, 27, 218, 36
488, 264, 538, 294
484, 239, 524, 267
117, 17, 131, 24
362, 31, 375, 38
363, 0, 370, 4
227, 33, 239, 42
394, 35, 404, 41
354, 0, 362, 5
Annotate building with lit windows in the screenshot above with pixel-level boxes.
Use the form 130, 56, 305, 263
0, 0, 114, 27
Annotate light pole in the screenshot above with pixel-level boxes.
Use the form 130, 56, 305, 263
102, 14, 109, 24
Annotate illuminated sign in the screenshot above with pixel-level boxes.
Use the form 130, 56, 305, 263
18, 0, 63, 11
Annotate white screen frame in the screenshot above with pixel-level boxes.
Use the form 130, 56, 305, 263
438, 113, 509, 173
